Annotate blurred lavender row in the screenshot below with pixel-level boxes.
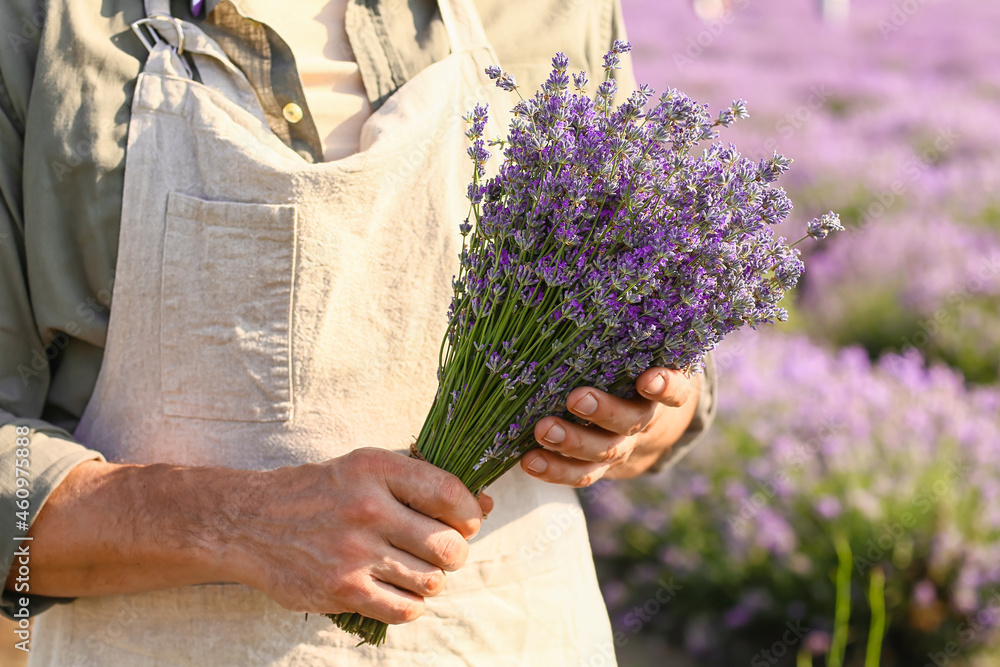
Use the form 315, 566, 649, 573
585, 0, 1000, 665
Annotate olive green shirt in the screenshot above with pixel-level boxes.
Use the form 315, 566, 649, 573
0, 0, 715, 617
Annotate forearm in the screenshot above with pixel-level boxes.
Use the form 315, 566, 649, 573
5, 460, 250, 597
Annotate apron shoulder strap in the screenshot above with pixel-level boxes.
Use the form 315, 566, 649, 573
437, 0, 492, 55
145, 0, 172, 16
133, 0, 185, 57
133, 0, 241, 81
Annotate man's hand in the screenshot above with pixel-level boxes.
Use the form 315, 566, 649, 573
231, 448, 492, 623
10, 448, 491, 627
520, 368, 699, 486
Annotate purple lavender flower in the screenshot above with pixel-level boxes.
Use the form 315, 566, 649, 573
602, 39, 632, 71
485, 64, 518, 92
806, 211, 844, 239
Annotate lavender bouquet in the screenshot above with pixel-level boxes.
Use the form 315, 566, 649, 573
330, 41, 841, 645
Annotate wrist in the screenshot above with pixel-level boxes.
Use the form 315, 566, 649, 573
173, 465, 272, 587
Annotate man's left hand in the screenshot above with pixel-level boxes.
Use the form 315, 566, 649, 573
520, 368, 699, 487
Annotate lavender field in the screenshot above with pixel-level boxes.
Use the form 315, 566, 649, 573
585, 1, 1000, 665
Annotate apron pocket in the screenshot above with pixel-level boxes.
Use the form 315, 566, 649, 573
161, 191, 297, 422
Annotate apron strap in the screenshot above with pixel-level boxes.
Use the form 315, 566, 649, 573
145, 0, 172, 15
438, 0, 492, 55
131, 0, 263, 121
133, 0, 244, 78
138, 0, 183, 49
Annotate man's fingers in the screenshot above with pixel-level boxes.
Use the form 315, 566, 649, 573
564, 386, 658, 436
534, 417, 629, 463
376, 451, 483, 539
370, 547, 449, 598
520, 449, 611, 488
636, 368, 698, 408
361, 579, 427, 625
384, 510, 471, 572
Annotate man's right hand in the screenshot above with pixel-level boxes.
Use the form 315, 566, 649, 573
228, 447, 492, 623
7, 447, 492, 626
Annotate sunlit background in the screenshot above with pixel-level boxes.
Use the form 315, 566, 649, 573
3, 2, 998, 666
583, 0, 1000, 665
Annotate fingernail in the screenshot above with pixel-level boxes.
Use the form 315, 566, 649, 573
643, 373, 666, 396
542, 423, 566, 445
526, 455, 548, 474
572, 392, 598, 416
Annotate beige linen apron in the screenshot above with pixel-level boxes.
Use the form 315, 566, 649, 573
29, 0, 615, 665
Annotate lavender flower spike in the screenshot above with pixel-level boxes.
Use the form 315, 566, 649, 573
602, 39, 632, 71
485, 64, 518, 92
807, 212, 845, 240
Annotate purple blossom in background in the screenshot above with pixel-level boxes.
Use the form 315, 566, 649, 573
798, 215, 1000, 382
913, 579, 938, 608
813, 495, 842, 520
805, 630, 832, 655
622, 0, 1000, 223
585, 330, 1000, 663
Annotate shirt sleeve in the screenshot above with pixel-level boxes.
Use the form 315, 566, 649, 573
0, 421, 104, 620
0, 31, 105, 619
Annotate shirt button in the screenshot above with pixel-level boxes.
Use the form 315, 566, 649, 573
282, 102, 304, 124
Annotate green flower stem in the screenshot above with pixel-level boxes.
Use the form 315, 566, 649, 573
865, 567, 886, 667
325, 612, 387, 647
828, 532, 853, 667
